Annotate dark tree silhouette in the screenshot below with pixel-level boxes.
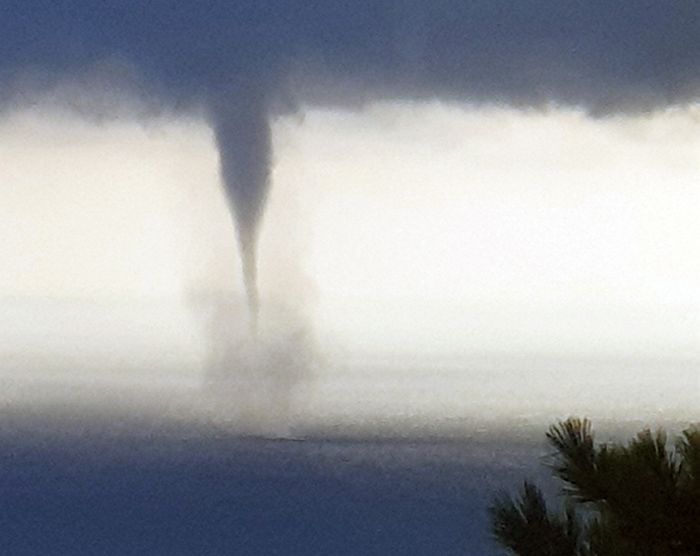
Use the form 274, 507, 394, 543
490, 418, 700, 556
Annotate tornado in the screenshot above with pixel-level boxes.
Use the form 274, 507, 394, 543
210, 91, 272, 336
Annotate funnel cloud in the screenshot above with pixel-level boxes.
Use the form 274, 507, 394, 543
210, 89, 272, 332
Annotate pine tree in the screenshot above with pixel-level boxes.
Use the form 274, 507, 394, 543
490, 418, 700, 556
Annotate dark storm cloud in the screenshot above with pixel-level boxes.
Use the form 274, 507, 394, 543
2, 1, 698, 321
2, 1, 698, 114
